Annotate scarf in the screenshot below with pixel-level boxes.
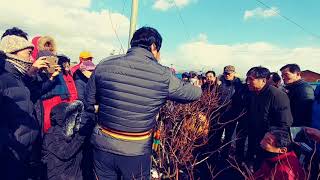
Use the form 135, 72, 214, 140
5, 54, 33, 75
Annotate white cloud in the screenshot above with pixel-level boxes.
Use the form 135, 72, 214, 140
0, 0, 130, 64
161, 34, 320, 77
244, 7, 279, 20
153, 0, 194, 11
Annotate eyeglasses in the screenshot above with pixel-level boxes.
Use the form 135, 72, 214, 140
224, 72, 234, 75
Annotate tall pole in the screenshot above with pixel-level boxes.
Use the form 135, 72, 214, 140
128, 0, 139, 49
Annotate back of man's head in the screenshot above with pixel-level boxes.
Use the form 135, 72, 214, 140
130, 27, 162, 52
1, 27, 28, 40
280, 64, 301, 73
268, 72, 281, 83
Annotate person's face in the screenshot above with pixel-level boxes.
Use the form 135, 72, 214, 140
80, 57, 93, 62
246, 75, 266, 92
44, 42, 53, 52
224, 71, 235, 81
206, 73, 216, 83
281, 68, 301, 85
15, 48, 33, 62
63, 62, 70, 72
260, 133, 287, 154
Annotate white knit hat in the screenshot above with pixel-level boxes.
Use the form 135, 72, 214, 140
0, 35, 34, 54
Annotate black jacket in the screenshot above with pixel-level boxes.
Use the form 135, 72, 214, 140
0, 57, 39, 179
218, 77, 247, 123
73, 69, 89, 102
247, 85, 293, 159
42, 101, 84, 180
285, 80, 315, 126
83, 47, 202, 156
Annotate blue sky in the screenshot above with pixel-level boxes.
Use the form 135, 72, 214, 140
91, 0, 320, 49
0, 0, 319, 76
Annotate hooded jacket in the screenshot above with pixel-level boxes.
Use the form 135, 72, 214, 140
285, 79, 314, 126
254, 151, 305, 180
31, 36, 57, 61
42, 101, 84, 180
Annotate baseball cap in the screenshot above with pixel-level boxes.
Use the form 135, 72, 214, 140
79, 51, 93, 59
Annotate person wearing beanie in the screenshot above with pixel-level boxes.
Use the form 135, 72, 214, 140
42, 100, 85, 180
254, 128, 305, 180
0, 35, 40, 179
35, 51, 78, 134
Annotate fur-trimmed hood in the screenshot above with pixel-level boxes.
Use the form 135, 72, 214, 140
38, 36, 57, 53
50, 100, 84, 138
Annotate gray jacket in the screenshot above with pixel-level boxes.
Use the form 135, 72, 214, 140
82, 47, 202, 155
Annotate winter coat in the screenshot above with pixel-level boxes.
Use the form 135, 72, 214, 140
285, 80, 314, 126
35, 71, 78, 133
73, 69, 89, 102
312, 85, 320, 129
218, 77, 247, 124
254, 151, 305, 180
31, 36, 57, 61
83, 47, 202, 156
247, 85, 293, 160
0, 57, 39, 179
42, 101, 84, 180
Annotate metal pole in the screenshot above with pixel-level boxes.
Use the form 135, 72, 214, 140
128, 0, 139, 49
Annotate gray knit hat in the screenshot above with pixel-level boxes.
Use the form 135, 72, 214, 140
0, 35, 34, 54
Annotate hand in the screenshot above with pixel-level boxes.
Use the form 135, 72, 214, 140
28, 58, 49, 75
304, 127, 320, 143
49, 65, 61, 80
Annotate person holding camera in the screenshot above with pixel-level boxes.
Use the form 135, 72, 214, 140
34, 51, 78, 134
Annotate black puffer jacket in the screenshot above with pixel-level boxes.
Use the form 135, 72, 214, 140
218, 77, 246, 123
285, 80, 315, 126
83, 47, 202, 155
42, 101, 84, 180
0, 55, 39, 180
73, 69, 89, 102
247, 85, 293, 160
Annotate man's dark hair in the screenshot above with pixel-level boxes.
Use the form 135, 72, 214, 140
189, 71, 198, 78
246, 66, 270, 79
269, 127, 292, 148
1, 27, 28, 40
205, 70, 216, 77
130, 27, 162, 52
280, 64, 301, 73
268, 72, 281, 83
181, 72, 189, 79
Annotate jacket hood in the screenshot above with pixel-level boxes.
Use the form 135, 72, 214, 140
31, 36, 41, 61
37, 36, 57, 54
50, 100, 84, 137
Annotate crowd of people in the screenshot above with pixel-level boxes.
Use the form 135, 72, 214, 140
0, 26, 320, 180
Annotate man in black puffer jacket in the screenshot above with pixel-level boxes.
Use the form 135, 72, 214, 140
82, 27, 202, 180
246, 66, 293, 170
0, 35, 39, 180
281, 64, 315, 127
